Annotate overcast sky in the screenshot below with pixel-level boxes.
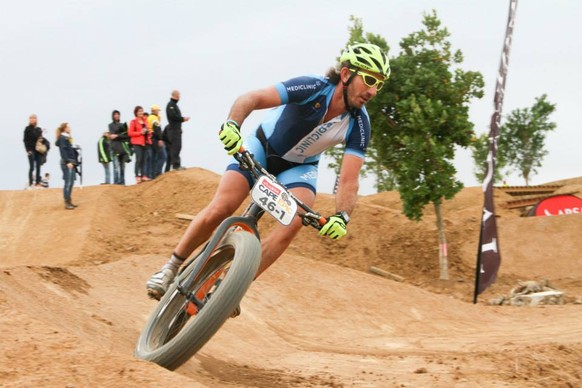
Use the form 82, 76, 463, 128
2, 0, 580, 194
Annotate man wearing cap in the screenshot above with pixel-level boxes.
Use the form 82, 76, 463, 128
148, 104, 166, 178
165, 90, 190, 171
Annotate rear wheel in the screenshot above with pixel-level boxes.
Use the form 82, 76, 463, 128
135, 232, 261, 370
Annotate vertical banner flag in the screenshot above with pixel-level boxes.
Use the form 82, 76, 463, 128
473, 0, 518, 303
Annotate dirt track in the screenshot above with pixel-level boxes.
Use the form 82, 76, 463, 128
1, 169, 581, 387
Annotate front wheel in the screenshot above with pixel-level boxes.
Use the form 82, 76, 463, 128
135, 232, 261, 370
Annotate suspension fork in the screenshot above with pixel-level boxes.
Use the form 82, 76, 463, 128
176, 214, 261, 295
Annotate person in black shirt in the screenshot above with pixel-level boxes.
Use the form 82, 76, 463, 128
165, 90, 190, 170
23, 114, 43, 188
108, 110, 130, 185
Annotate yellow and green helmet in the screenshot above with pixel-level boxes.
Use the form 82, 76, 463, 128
340, 43, 391, 79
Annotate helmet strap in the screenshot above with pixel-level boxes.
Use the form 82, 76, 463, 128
342, 70, 358, 118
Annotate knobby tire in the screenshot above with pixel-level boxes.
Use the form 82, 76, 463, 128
134, 232, 261, 370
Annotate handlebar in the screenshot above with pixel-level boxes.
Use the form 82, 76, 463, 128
234, 147, 327, 230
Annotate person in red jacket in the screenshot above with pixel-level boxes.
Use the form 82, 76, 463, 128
128, 106, 152, 183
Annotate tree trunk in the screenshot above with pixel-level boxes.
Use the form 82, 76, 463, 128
434, 200, 449, 280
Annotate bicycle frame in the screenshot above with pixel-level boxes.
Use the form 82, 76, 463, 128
175, 147, 325, 304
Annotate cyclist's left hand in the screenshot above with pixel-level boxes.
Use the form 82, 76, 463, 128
319, 214, 347, 240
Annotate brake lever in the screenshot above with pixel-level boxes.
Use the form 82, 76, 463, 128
234, 149, 255, 171
301, 212, 325, 230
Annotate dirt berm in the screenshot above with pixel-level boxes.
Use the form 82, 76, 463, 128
1, 169, 580, 387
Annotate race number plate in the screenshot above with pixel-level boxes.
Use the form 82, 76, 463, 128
251, 175, 297, 226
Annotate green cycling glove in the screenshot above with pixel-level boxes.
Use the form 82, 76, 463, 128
219, 120, 243, 156
319, 214, 348, 240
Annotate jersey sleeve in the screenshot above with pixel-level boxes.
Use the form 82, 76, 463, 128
344, 110, 371, 159
275, 76, 327, 105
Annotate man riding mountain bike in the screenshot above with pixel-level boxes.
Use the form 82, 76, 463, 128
146, 43, 390, 311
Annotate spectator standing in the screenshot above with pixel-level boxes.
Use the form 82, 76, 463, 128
148, 104, 166, 178
128, 106, 151, 183
98, 131, 112, 184
55, 122, 79, 210
165, 90, 190, 170
108, 110, 130, 185
23, 114, 43, 188
142, 111, 154, 180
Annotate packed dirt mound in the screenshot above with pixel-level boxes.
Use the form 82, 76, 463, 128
1, 169, 581, 387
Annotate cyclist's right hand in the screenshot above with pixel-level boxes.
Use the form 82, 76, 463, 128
219, 120, 242, 156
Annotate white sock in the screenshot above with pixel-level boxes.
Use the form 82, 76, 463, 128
162, 253, 185, 274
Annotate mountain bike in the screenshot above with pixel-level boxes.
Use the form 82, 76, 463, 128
134, 147, 326, 370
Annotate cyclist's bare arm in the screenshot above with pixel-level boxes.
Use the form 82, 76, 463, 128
335, 154, 363, 216
227, 86, 281, 126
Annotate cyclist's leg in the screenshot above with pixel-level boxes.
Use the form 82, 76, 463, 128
148, 137, 266, 298
255, 163, 318, 277
173, 171, 250, 258
256, 186, 316, 277
147, 170, 250, 298
173, 135, 266, 258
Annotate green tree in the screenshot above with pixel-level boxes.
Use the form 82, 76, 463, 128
498, 94, 556, 186
339, 13, 484, 279
379, 12, 483, 279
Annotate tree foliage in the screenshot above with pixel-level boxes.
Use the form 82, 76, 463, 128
369, 11, 484, 220
498, 94, 556, 185
331, 13, 485, 217
333, 13, 484, 279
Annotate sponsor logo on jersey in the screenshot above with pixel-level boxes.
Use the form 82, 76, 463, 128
286, 81, 320, 93
357, 115, 366, 149
294, 122, 334, 154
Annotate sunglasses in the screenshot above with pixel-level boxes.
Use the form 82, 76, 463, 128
349, 69, 385, 91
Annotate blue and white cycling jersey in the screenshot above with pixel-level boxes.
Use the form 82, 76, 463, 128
262, 75, 371, 163
228, 75, 372, 192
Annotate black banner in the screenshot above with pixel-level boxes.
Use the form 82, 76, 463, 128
473, 0, 518, 303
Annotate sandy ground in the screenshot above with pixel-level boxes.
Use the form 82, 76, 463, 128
0, 168, 581, 387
